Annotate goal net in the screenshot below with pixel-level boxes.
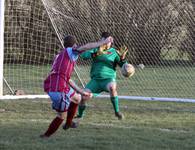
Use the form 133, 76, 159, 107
1, 0, 195, 101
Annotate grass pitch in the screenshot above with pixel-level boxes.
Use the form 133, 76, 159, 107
1, 98, 195, 150
3, 64, 195, 98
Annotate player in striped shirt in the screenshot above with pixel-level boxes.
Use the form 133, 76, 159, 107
40, 35, 113, 138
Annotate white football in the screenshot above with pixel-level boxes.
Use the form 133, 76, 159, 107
121, 63, 135, 77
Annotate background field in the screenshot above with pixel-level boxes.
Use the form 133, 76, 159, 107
3, 0, 195, 99
3, 64, 195, 99
1, 98, 195, 150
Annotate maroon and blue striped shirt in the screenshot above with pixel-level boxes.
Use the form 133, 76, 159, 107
44, 47, 81, 93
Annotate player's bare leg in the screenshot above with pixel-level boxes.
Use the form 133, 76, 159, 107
76, 89, 91, 118
62, 92, 81, 130
70, 89, 92, 128
107, 82, 124, 120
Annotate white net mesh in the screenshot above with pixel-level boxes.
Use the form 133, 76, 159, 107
4, 0, 61, 94
3, 0, 195, 99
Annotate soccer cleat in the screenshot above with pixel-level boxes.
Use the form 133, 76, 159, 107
74, 114, 83, 119
70, 121, 79, 128
62, 123, 71, 130
115, 112, 124, 120
73, 115, 83, 123
67, 115, 82, 128
63, 121, 79, 130
40, 134, 49, 139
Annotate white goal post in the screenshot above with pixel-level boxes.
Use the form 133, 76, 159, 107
0, 0, 5, 96
0, 0, 195, 103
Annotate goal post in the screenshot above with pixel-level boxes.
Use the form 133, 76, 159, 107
0, 0, 5, 96
1, 0, 195, 102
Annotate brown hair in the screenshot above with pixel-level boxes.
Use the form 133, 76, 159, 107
63, 35, 76, 48
101, 32, 111, 39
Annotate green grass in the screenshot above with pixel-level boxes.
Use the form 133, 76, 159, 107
1, 98, 195, 150
3, 64, 195, 98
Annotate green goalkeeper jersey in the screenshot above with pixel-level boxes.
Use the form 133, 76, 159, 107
81, 47, 126, 80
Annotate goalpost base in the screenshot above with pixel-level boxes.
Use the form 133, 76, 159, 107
1, 94, 195, 103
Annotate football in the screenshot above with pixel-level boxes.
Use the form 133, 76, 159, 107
121, 63, 135, 77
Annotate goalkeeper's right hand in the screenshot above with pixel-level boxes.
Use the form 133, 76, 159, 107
92, 44, 108, 57
97, 44, 108, 55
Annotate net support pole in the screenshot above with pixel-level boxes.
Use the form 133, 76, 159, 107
41, 0, 85, 88
0, 0, 5, 96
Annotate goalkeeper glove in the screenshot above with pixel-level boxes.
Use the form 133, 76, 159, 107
92, 45, 108, 57
117, 45, 128, 60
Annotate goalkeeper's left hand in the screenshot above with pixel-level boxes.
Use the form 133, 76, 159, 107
117, 45, 128, 60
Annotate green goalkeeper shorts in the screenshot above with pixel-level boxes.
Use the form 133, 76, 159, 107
85, 78, 116, 97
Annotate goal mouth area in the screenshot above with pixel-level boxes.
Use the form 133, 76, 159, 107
1, 0, 195, 100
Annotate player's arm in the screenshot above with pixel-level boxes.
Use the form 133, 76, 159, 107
115, 51, 128, 67
80, 49, 96, 60
68, 79, 92, 98
76, 36, 113, 52
81, 48, 104, 59
69, 79, 93, 98
68, 79, 84, 94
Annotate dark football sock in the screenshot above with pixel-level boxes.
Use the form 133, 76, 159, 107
65, 102, 78, 126
110, 96, 119, 113
77, 104, 86, 118
44, 116, 63, 137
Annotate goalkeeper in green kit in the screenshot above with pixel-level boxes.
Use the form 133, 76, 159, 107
73, 32, 128, 126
